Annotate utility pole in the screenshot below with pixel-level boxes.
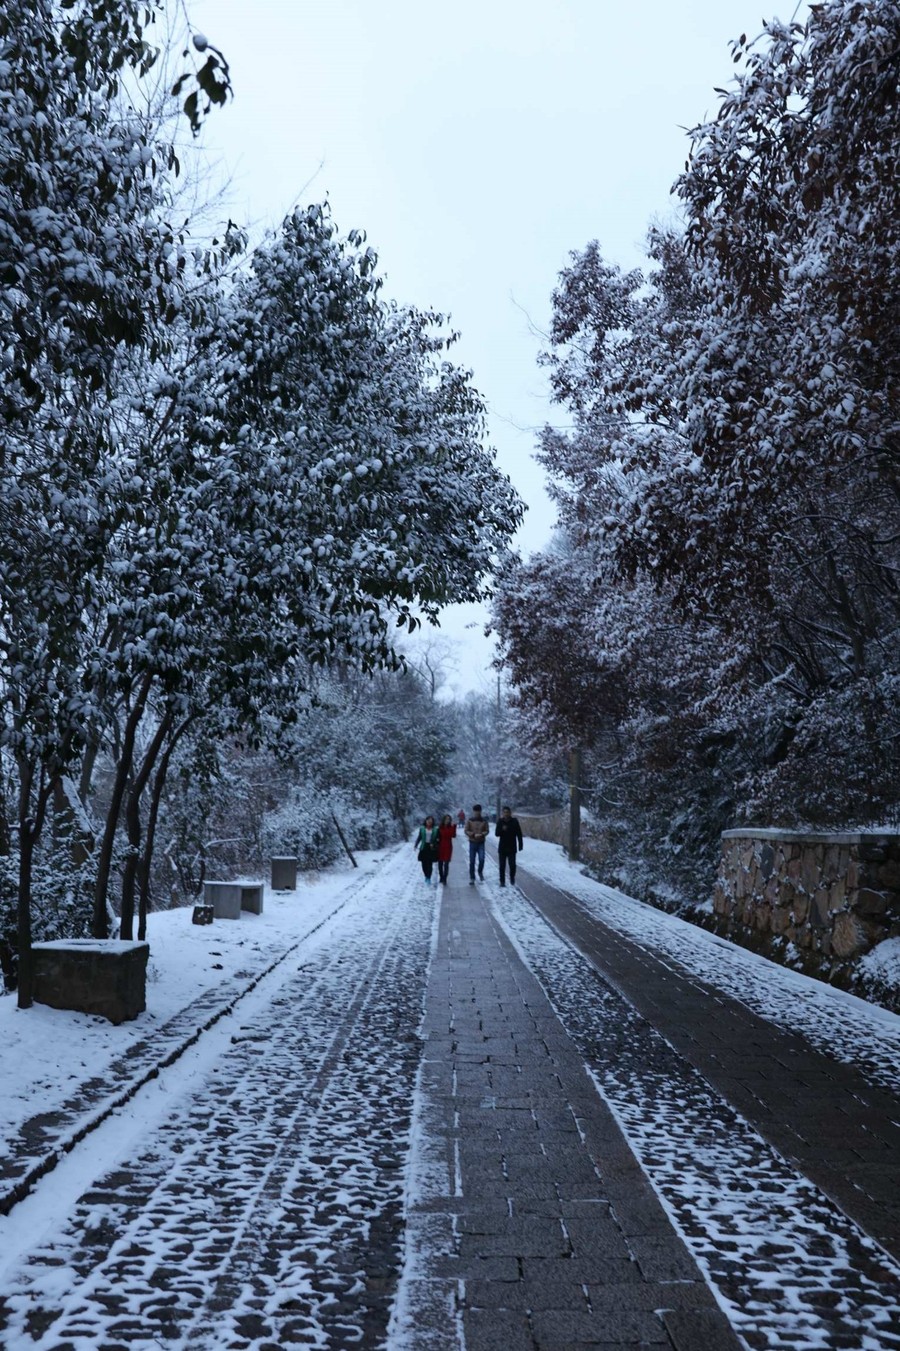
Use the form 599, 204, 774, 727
495, 671, 502, 823
568, 748, 582, 862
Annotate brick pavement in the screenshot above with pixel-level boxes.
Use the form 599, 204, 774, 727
4, 855, 898, 1348
515, 867, 900, 1267
0, 874, 434, 1350
399, 875, 743, 1351
0, 887, 361, 1218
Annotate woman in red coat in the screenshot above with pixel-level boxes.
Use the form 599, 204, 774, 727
436, 814, 456, 885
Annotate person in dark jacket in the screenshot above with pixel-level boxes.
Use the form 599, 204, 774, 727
495, 806, 524, 886
415, 816, 439, 885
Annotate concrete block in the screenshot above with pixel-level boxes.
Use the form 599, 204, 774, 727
271, 856, 298, 890
32, 940, 149, 1024
204, 881, 242, 919
240, 883, 263, 915
203, 881, 264, 916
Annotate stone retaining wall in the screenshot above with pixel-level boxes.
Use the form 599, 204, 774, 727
714, 830, 900, 962
517, 810, 569, 847
517, 810, 606, 864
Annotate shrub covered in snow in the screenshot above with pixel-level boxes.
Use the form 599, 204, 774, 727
260, 791, 343, 872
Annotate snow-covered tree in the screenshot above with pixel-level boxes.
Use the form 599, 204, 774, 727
182, 204, 522, 650
1, 7, 522, 999
78, 203, 521, 937
0, 0, 221, 1002
496, 1, 900, 904
281, 663, 455, 841
493, 525, 740, 896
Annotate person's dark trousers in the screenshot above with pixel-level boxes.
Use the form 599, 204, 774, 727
438, 860, 449, 883
468, 840, 485, 880
499, 850, 517, 885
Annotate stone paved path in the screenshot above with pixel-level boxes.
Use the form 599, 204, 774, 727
0, 885, 362, 1218
515, 868, 900, 1265
489, 868, 900, 1350
2, 854, 899, 1349
0, 871, 434, 1350
393, 877, 742, 1351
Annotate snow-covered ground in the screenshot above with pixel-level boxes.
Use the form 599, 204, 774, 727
5, 839, 896, 1153
1, 840, 898, 1349
517, 839, 900, 1093
0, 847, 434, 1348
0, 855, 388, 1154
490, 870, 900, 1350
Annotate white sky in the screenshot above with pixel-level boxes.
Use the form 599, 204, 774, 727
191, 0, 804, 695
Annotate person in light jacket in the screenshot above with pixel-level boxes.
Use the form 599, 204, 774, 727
464, 804, 489, 884
495, 806, 524, 886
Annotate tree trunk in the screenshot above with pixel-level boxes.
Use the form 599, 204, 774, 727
16, 762, 52, 1010
91, 672, 153, 938
119, 711, 171, 941
78, 725, 101, 811
15, 761, 36, 1009
330, 809, 358, 868
0, 766, 11, 857
137, 717, 192, 941
52, 777, 94, 867
391, 790, 409, 840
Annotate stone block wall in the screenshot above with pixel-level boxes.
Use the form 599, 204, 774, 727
714, 830, 900, 962
517, 810, 569, 847
517, 810, 606, 864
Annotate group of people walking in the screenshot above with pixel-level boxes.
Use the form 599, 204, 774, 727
414, 804, 524, 888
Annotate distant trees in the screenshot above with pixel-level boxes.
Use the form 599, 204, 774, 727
149, 661, 450, 897
444, 678, 564, 822
277, 663, 456, 842
0, 2, 523, 1002
495, 0, 900, 900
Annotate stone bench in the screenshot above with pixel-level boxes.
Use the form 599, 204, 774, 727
271, 856, 298, 890
203, 880, 264, 919
32, 940, 149, 1025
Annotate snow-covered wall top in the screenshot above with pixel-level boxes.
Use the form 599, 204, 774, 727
722, 829, 900, 846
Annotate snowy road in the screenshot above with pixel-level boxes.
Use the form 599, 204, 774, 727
493, 874, 900, 1351
0, 842, 898, 1350
0, 857, 435, 1350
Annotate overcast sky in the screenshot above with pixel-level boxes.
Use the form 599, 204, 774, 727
193, 0, 804, 696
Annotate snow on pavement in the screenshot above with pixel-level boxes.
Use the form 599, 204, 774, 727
490, 875, 900, 1350
0, 856, 378, 1151
0, 848, 437, 1350
516, 839, 900, 1094
3, 839, 900, 1349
